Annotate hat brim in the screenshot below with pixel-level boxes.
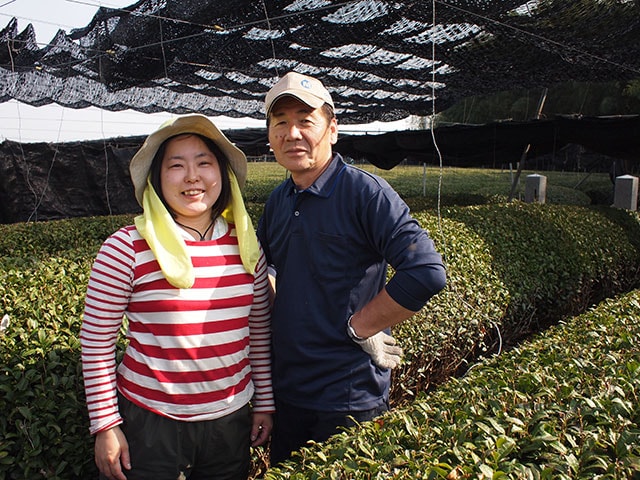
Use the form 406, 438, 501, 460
266, 92, 326, 117
129, 114, 247, 206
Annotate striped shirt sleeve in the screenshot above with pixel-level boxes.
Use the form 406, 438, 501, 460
80, 226, 134, 435
248, 245, 274, 413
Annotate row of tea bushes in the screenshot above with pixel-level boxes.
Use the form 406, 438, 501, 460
265, 288, 640, 479
441, 204, 640, 337
0, 216, 135, 479
0, 204, 639, 478
389, 204, 640, 403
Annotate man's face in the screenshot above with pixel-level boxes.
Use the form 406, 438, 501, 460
268, 96, 338, 189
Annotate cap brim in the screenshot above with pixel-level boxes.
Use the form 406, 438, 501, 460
266, 92, 326, 116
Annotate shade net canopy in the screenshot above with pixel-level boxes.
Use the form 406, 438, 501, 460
2, 0, 640, 124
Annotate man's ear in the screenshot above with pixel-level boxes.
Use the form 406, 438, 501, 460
329, 118, 338, 145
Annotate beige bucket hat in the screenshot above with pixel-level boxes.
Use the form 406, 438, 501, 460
129, 114, 247, 206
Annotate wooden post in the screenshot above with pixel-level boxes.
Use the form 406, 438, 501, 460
508, 88, 548, 201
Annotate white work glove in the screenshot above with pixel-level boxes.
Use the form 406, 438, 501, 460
353, 331, 403, 370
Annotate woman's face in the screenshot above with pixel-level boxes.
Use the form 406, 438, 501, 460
160, 134, 222, 226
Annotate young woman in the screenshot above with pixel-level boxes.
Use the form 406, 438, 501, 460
80, 115, 273, 480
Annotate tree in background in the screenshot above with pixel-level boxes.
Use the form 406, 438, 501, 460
434, 80, 640, 125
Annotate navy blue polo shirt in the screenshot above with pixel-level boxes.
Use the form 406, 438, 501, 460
257, 154, 445, 411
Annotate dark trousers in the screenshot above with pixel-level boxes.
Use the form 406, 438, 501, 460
269, 399, 389, 466
105, 395, 251, 480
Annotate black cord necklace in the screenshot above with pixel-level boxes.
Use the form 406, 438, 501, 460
175, 220, 215, 241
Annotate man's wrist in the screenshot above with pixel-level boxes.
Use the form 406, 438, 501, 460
347, 315, 367, 341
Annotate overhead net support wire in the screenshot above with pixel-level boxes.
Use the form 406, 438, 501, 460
430, 0, 503, 361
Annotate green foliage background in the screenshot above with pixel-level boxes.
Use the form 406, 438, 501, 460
1, 164, 639, 479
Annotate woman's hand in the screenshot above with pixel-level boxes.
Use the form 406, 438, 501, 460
94, 426, 131, 480
250, 412, 273, 447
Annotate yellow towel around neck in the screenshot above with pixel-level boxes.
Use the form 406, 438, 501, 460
222, 170, 260, 275
134, 169, 259, 289
135, 178, 195, 289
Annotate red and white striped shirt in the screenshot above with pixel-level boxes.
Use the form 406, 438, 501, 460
80, 222, 273, 435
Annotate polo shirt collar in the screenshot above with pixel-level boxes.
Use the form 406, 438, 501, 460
286, 153, 345, 198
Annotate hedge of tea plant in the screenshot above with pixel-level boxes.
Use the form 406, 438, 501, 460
389, 204, 640, 403
264, 288, 640, 479
0, 215, 135, 479
440, 204, 640, 342
0, 204, 639, 479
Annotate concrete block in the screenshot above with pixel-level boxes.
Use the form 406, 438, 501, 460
613, 175, 638, 211
525, 174, 547, 204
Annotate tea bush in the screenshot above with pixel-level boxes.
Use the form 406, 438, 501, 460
265, 289, 640, 479
1, 200, 639, 478
388, 205, 640, 404
0, 216, 134, 479
441, 204, 640, 342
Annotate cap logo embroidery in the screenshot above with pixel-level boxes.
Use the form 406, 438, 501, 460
300, 79, 311, 89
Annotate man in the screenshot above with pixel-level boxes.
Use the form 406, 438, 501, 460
257, 71, 446, 465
